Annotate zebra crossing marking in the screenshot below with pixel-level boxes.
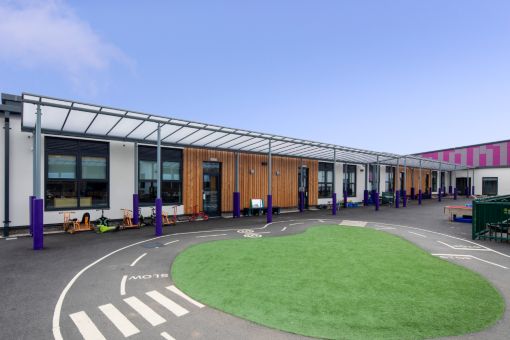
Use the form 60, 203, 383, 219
167, 285, 205, 308
98, 303, 140, 337
146, 290, 189, 317
69, 311, 106, 340
124, 296, 166, 326
161, 331, 176, 340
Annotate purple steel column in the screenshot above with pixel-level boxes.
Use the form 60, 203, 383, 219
465, 186, 469, 197
267, 194, 273, 223
233, 192, 240, 218
133, 194, 139, 225
332, 193, 337, 215
454, 188, 458, 200
395, 190, 400, 208
429, 187, 432, 199
403, 190, 407, 207
375, 192, 380, 211
410, 187, 415, 200
299, 192, 304, 212
363, 190, 369, 206
155, 198, 162, 236
343, 190, 347, 208
29, 196, 35, 236
472, 186, 475, 196
33, 198, 43, 250
448, 185, 452, 195
438, 188, 442, 202
418, 189, 422, 205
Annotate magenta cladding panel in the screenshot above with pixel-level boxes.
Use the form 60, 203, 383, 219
419, 140, 510, 168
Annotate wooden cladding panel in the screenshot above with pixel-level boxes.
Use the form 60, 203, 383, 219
397, 166, 432, 192
183, 148, 317, 214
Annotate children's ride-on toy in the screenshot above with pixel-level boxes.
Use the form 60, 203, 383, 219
120, 209, 140, 229
61, 212, 94, 234
189, 205, 209, 222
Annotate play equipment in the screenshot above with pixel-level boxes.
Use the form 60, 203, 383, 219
121, 209, 140, 229
62, 212, 94, 234
97, 224, 120, 233
171, 206, 188, 223
472, 195, 510, 241
95, 209, 110, 226
150, 207, 175, 226
444, 205, 473, 222
189, 205, 209, 222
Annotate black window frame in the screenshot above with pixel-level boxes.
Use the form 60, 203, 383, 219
44, 137, 110, 211
482, 177, 498, 196
432, 171, 438, 192
318, 162, 334, 198
343, 164, 357, 197
138, 146, 183, 205
385, 166, 394, 192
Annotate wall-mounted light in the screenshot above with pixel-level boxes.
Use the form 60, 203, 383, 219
250, 169, 255, 175
276, 170, 281, 176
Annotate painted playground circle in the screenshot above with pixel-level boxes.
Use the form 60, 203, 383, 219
172, 225, 504, 340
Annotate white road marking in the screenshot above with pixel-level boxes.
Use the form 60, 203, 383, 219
5, 237, 18, 240
375, 227, 396, 230
130, 253, 147, 267
437, 240, 489, 251
167, 285, 205, 308
98, 303, 140, 337
432, 254, 508, 269
146, 290, 189, 317
161, 331, 176, 340
196, 234, 227, 238
69, 311, 106, 340
281, 227, 287, 232
120, 275, 127, 296
289, 222, 303, 226
258, 231, 271, 234
340, 220, 367, 227
408, 231, 427, 238
164, 240, 179, 246
318, 219, 325, 223
124, 296, 166, 326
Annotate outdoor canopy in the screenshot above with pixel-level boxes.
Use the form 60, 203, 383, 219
21, 93, 467, 171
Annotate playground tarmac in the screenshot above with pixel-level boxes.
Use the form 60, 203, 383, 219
0, 198, 509, 340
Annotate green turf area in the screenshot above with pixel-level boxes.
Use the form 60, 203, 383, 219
172, 226, 504, 340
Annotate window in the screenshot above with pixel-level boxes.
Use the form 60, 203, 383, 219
385, 166, 394, 192
369, 164, 378, 191
318, 162, 334, 198
45, 137, 108, 210
432, 171, 438, 192
343, 164, 357, 197
138, 146, 182, 204
482, 177, 498, 196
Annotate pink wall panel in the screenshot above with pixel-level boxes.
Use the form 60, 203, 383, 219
479, 154, 487, 167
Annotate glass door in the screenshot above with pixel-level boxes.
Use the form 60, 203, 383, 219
298, 167, 309, 208
203, 162, 221, 216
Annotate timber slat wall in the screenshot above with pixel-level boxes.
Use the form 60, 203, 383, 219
397, 167, 432, 192
183, 148, 317, 214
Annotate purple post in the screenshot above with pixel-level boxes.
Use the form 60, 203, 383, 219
438, 188, 442, 202
343, 190, 348, 208
267, 194, 273, 223
443, 186, 446, 197
429, 188, 432, 199
29, 196, 35, 236
375, 192, 380, 211
233, 192, 241, 218
448, 185, 452, 195
410, 187, 415, 200
454, 188, 458, 200
465, 186, 469, 197
133, 194, 139, 225
472, 186, 475, 196
418, 189, 422, 205
299, 192, 304, 212
363, 190, 369, 206
155, 198, 162, 236
33, 198, 43, 250
403, 190, 407, 207
395, 191, 400, 208
332, 193, 337, 215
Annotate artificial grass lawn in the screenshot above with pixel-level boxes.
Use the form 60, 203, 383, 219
171, 226, 504, 339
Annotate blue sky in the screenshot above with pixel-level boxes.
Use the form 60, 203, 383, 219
1, 0, 509, 154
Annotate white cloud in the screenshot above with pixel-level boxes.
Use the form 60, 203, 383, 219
0, 0, 134, 93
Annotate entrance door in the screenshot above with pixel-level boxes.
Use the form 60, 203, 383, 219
425, 174, 430, 193
456, 177, 471, 195
203, 162, 221, 216
298, 167, 309, 208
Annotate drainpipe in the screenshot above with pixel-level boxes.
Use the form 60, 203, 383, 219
3, 111, 10, 237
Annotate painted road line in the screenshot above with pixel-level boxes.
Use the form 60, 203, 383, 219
341, 220, 367, 227
281, 227, 287, 232
437, 240, 489, 251
69, 311, 106, 340
196, 234, 227, 238
432, 254, 508, 269
408, 231, 427, 238
124, 296, 166, 326
167, 285, 205, 308
289, 222, 303, 226
98, 303, 140, 337
375, 227, 396, 230
161, 331, 176, 340
120, 275, 128, 296
130, 253, 147, 267
164, 240, 179, 246
5, 237, 18, 240
146, 290, 189, 317
259, 231, 271, 234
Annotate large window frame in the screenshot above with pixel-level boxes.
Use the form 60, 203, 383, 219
138, 146, 183, 205
482, 177, 498, 196
45, 137, 109, 211
432, 171, 438, 192
318, 162, 334, 198
343, 164, 357, 197
385, 166, 394, 192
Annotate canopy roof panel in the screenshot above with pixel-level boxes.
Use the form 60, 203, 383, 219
21, 93, 467, 170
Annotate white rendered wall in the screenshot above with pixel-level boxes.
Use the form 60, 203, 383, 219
0, 114, 5, 226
